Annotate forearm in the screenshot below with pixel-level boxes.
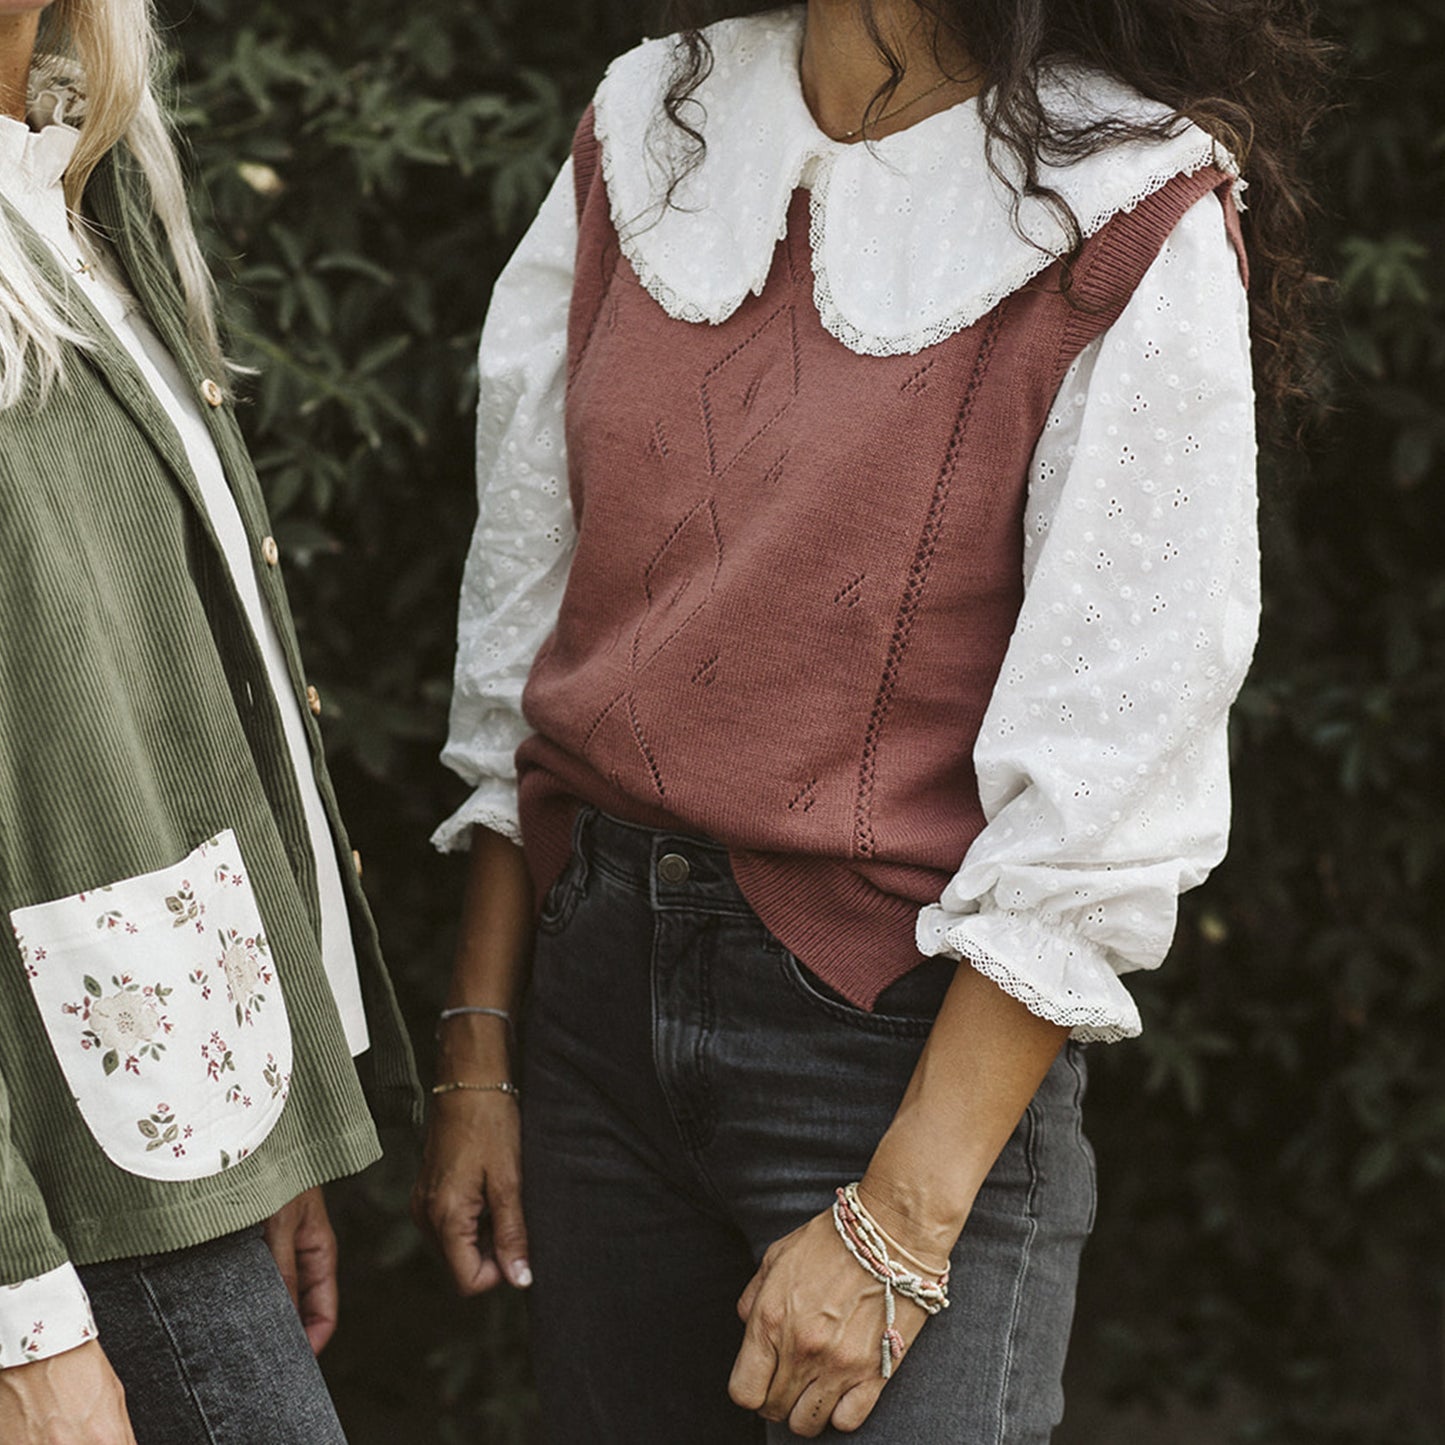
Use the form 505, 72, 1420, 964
860, 963, 1069, 1261
435, 826, 535, 1081
416, 825, 534, 1294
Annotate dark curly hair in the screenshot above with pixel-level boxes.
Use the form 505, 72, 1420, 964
658, 0, 1333, 427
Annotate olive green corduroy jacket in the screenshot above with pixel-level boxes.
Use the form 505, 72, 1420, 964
0, 145, 420, 1285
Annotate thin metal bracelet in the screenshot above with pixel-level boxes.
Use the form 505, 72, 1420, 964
436, 1005, 515, 1042
430, 1080, 521, 1098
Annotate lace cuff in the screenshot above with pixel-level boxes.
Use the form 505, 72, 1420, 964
431, 778, 523, 854
916, 902, 1143, 1043
0, 1262, 97, 1367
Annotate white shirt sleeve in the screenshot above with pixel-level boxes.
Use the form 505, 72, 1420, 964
433, 160, 580, 852
916, 192, 1260, 1043
0, 1263, 97, 1367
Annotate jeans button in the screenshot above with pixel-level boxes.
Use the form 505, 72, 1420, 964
657, 852, 691, 885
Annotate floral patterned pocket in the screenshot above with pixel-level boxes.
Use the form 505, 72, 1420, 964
9, 831, 293, 1181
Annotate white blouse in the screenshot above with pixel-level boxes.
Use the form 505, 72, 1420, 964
439, 11, 1260, 1045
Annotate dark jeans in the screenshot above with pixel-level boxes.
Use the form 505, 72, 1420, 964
522, 808, 1095, 1444
77, 1226, 347, 1445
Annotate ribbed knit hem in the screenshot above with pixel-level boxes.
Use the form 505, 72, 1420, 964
732, 853, 931, 1010
518, 751, 957, 1012
1061, 168, 1242, 360
49, 1120, 381, 1268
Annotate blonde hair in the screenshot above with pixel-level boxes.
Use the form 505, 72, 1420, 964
0, 0, 221, 409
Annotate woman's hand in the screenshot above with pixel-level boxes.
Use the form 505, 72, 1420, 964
0, 1341, 137, 1444
413, 826, 535, 1295
411, 1090, 530, 1296
732, 966, 1070, 1435
263, 1186, 339, 1354
728, 1208, 932, 1437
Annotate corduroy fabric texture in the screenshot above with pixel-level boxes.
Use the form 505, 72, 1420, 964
0, 146, 419, 1286
517, 111, 1246, 1011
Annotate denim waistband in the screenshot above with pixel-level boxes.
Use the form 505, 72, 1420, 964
569, 807, 756, 918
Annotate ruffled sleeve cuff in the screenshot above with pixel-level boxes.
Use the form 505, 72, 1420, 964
430, 778, 523, 854
916, 902, 1143, 1044
0, 1263, 97, 1368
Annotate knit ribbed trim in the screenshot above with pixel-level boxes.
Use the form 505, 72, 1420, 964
1059, 165, 1244, 368
731, 853, 938, 1010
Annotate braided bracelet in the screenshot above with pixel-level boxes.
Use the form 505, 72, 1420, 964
832, 1183, 950, 1379
430, 1080, 520, 1099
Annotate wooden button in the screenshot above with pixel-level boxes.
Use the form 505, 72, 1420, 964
351, 849, 363, 878
260, 535, 280, 568
200, 378, 225, 408
306, 685, 322, 717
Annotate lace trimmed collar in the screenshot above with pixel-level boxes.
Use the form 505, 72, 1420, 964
592, 7, 1241, 356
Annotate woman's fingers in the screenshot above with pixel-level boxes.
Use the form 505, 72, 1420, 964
727, 1297, 781, 1412
732, 1209, 934, 1433
288, 1188, 341, 1354
759, 1318, 845, 1425
440, 1193, 501, 1297
411, 1162, 493, 1296
486, 1157, 532, 1288
411, 1093, 527, 1296
736, 1261, 766, 1322
787, 1378, 844, 1439
830, 1377, 888, 1434
263, 1199, 299, 1309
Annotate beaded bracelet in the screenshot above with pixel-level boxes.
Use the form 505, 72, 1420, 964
430, 1080, 520, 1099
832, 1182, 950, 1379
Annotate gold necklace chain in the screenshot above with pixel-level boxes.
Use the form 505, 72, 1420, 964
835, 74, 957, 141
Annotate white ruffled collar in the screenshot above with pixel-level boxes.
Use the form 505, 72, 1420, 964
0, 69, 84, 200
593, 7, 1239, 356
0, 113, 79, 200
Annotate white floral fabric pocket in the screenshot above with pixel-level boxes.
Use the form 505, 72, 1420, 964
9, 831, 293, 1181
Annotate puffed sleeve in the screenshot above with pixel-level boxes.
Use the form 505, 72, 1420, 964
432, 159, 580, 852
916, 191, 1260, 1042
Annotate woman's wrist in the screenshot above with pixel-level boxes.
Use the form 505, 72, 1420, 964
854, 1169, 971, 1268
858, 964, 1073, 1263
435, 1011, 514, 1076
858, 1108, 995, 1262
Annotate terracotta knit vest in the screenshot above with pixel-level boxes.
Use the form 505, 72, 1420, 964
516, 110, 1247, 1009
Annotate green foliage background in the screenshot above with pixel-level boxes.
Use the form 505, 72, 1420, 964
159, 0, 1445, 1438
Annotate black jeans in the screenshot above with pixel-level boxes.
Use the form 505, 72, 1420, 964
77, 1226, 347, 1445
521, 808, 1094, 1444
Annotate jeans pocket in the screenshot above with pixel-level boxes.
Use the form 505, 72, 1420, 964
774, 948, 953, 1037
536, 853, 586, 937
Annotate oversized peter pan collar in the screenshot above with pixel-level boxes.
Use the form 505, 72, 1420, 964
592, 6, 1242, 356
